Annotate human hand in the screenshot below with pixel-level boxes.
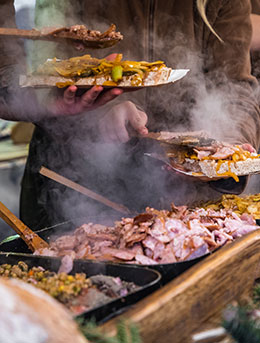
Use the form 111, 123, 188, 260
47, 85, 123, 117
99, 101, 148, 143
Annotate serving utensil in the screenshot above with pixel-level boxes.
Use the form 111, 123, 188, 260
0, 201, 49, 252
144, 152, 198, 177
0, 26, 121, 49
39, 166, 131, 215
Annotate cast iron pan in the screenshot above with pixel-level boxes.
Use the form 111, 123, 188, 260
0, 219, 210, 284
0, 252, 161, 323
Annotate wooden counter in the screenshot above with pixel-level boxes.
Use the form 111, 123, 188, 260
101, 230, 260, 343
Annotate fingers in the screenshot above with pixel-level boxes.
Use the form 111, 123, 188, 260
126, 102, 148, 135
105, 53, 119, 61
99, 103, 130, 143
241, 143, 256, 153
63, 85, 77, 105
80, 86, 103, 108
95, 88, 123, 107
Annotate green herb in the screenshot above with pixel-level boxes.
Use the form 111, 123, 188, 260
0, 234, 19, 245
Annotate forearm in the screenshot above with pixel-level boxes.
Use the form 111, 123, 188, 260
251, 14, 260, 51
0, 87, 49, 122
222, 83, 260, 150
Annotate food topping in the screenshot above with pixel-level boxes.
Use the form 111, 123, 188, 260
200, 193, 260, 219
164, 141, 260, 182
35, 53, 167, 87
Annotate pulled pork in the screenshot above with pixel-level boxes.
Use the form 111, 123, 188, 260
35, 205, 259, 265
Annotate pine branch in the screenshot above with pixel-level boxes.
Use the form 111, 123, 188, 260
77, 318, 141, 343
223, 306, 260, 343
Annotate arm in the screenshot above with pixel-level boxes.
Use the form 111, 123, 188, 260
203, 0, 260, 191
251, 14, 260, 51
203, 0, 260, 150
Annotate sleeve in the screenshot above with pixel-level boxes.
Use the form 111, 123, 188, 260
204, 0, 260, 150
251, 0, 260, 14
0, 0, 57, 122
0, 0, 25, 89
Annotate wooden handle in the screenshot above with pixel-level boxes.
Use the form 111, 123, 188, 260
0, 202, 49, 252
0, 28, 43, 39
39, 166, 131, 215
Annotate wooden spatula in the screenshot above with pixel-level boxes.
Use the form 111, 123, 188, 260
0, 25, 122, 49
0, 201, 49, 252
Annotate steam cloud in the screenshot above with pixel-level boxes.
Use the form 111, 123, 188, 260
1, 2, 259, 230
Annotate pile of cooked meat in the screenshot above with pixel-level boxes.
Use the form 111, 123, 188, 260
35, 204, 259, 265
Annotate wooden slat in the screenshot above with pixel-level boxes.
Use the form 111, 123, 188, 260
101, 230, 260, 343
39, 166, 131, 215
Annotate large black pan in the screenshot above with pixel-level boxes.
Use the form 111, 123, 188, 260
0, 251, 160, 323
0, 220, 210, 284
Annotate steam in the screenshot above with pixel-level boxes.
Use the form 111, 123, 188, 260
1, 2, 258, 230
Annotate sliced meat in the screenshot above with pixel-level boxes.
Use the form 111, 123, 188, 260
58, 255, 74, 274
102, 248, 135, 261
135, 254, 158, 265
210, 147, 236, 159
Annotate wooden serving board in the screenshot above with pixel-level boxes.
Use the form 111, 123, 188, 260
100, 230, 260, 343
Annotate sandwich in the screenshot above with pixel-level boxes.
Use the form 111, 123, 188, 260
148, 131, 260, 182
19, 53, 189, 88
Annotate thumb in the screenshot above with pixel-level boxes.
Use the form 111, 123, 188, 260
105, 53, 119, 61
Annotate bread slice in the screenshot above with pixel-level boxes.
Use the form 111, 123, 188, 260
198, 158, 260, 179
19, 68, 189, 88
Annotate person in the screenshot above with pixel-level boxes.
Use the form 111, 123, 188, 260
0, 1, 123, 128
18, 0, 260, 230
250, 1, 260, 81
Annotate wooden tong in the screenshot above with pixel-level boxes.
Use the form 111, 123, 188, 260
40, 166, 131, 215
0, 26, 121, 49
0, 201, 49, 252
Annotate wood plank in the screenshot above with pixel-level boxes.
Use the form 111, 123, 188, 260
101, 230, 260, 343
39, 166, 131, 215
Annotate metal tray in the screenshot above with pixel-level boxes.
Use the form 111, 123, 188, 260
0, 220, 209, 284
0, 251, 161, 323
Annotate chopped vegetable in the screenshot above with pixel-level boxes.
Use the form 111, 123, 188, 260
111, 65, 123, 82
35, 54, 166, 87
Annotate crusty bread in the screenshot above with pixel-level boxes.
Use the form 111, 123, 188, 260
0, 277, 87, 343
197, 158, 260, 178
19, 67, 188, 88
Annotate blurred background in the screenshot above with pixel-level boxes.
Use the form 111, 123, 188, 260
0, 0, 35, 240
